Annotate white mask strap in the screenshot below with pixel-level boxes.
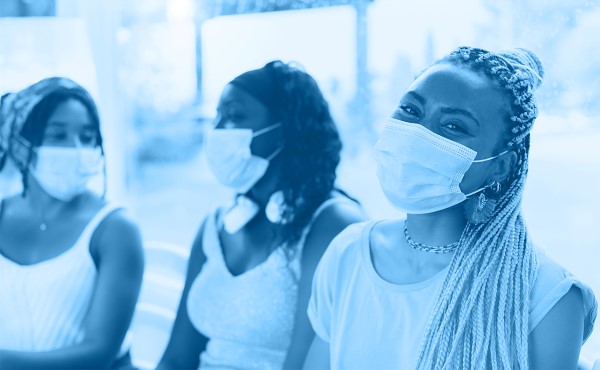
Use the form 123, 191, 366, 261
265, 146, 284, 161
466, 150, 509, 197
253, 122, 281, 138
465, 187, 485, 197
472, 150, 508, 163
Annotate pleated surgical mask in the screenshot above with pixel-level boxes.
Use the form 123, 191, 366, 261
374, 118, 507, 214
30, 146, 103, 201
204, 122, 282, 194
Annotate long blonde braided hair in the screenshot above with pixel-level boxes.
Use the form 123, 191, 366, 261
416, 47, 544, 370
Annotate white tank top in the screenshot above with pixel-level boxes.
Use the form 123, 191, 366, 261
0, 203, 120, 351
187, 197, 356, 370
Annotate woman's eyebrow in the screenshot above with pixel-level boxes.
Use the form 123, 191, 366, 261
46, 121, 95, 129
45, 121, 66, 127
407, 91, 426, 105
440, 107, 480, 127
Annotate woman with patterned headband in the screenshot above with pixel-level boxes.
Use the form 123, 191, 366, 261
304, 47, 597, 369
0, 78, 144, 369
156, 61, 365, 370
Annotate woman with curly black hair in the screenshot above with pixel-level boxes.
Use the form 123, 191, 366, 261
157, 61, 365, 370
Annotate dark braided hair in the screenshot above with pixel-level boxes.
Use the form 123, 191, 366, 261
442, 47, 543, 185
264, 61, 343, 252
415, 47, 544, 369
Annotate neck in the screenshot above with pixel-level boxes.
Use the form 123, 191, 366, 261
246, 162, 281, 208
24, 173, 77, 219
406, 204, 467, 246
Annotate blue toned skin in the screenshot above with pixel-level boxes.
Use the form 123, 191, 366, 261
157, 78, 365, 370
0, 99, 144, 369
303, 63, 585, 370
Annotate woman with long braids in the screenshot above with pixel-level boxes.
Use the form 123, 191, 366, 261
0, 77, 144, 368
305, 47, 597, 369
157, 61, 365, 370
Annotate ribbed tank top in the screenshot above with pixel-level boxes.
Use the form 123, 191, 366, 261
0, 203, 121, 351
187, 197, 356, 370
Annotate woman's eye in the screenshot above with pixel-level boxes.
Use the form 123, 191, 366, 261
228, 113, 244, 122
444, 122, 467, 134
80, 133, 96, 145
220, 110, 244, 125
399, 104, 420, 117
44, 132, 67, 141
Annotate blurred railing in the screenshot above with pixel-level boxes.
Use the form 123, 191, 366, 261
130, 241, 190, 370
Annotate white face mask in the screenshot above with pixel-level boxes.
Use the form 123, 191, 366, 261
374, 118, 506, 214
204, 123, 282, 194
30, 146, 103, 201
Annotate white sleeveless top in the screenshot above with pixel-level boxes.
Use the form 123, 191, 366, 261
308, 220, 598, 369
0, 203, 122, 351
187, 197, 354, 370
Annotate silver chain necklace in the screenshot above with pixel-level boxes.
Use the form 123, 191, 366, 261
403, 220, 459, 254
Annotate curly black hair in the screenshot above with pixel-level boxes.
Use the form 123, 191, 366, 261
263, 61, 343, 251
13, 88, 104, 196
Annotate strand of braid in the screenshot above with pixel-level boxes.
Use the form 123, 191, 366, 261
415, 46, 543, 370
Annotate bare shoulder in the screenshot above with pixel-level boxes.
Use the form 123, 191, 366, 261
530, 247, 597, 340
302, 197, 366, 261
529, 286, 585, 369
313, 197, 366, 229
91, 205, 144, 259
101, 208, 141, 236
530, 248, 587, 311
538, 285, 585, 328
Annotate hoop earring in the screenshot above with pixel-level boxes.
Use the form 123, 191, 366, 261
464, 181, 502, 224
489, 181, 502, 194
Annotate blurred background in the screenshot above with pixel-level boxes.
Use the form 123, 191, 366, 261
1, 0, 598, 367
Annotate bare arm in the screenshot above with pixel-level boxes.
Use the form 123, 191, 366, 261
282, 200, 365, 370
156, 219, 209, 370
303, 336, 330, 370
0, 210, 145, 369
529, 286, 585, 370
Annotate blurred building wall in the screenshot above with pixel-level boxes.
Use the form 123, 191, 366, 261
56, 0, 128, 204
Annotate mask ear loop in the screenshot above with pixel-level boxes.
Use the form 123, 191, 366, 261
464, 180, 502, 197
256, 121, 284, 162
265, 146, 284, 161
465, 187, 483, 198
472, 150, 509, 163
252, 122, 282, 138
465, 150, 509, 196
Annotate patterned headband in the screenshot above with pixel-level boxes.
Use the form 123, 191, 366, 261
0, 77, 87, 170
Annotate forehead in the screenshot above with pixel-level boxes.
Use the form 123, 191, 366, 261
409, 63, 507, 118
46, 99, 93, 127
218, 84, 268, 112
